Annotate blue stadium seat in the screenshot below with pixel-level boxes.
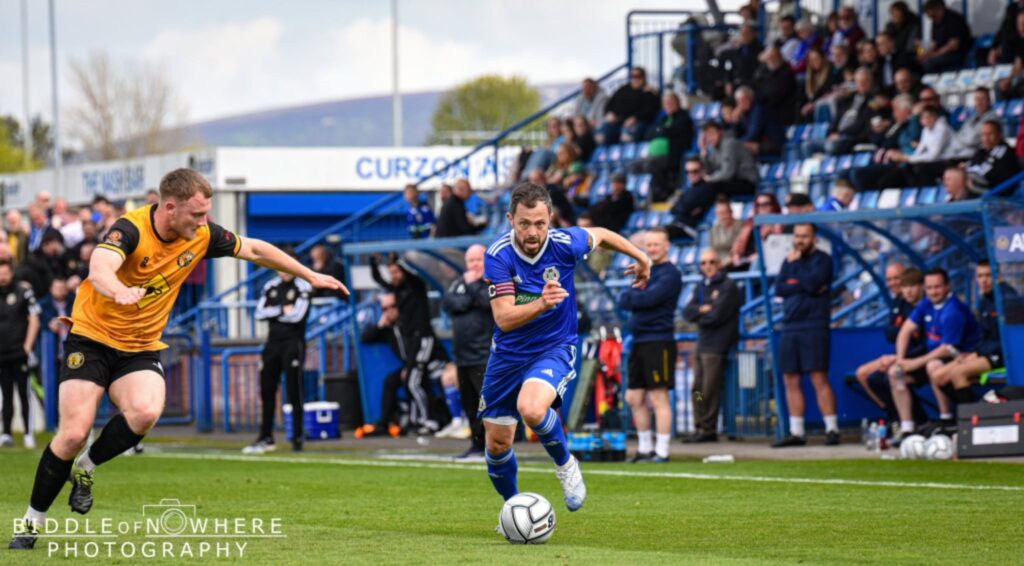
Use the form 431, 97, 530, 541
636, 142, 650, 159
707, 102, 722, 120
837, 154, 854, 171
626, 211, 644, 232
679, 245, 698, 267
917, 186, 939, 204
692, 103, 708, 122
859, 191, 880, 210
592, 146, 608, 164
852, 152, 872, 168
900, 188, 918, 207
635, 174, 651, 202
608, 144, 623, 163
877, 188, 901, 209
1008, 99, 1024, 119
622, 143, 638, 162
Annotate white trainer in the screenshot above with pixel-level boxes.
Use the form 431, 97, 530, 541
23, 434, 35, 449
434, 418, 466, 439
0, 434, 13, 448
554, 455, 586, 512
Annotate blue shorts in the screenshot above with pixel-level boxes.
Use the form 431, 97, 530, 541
778, 329, 830, 374
478, 345, 577, 423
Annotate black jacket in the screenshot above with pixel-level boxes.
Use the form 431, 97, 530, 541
606, 84, 661, 124
369, 256, 433, 338
255, 276, 312, 342
967, 143, 1021, 193
0, 282, 40, 362
682, 270, 741, 354
829, 91, 874, 141
16, 250, 70, 300
589, 191, 635, 233
645, 109, 695, 170
312, 257, 347, 299
441, 277, 493, 367
776, 249, 833, 330
435, 195, 476, 238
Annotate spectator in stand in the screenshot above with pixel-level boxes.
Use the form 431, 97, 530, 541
5, 210, 29, 266
671, 123, 760, 232
829, 42, 856, 84
70, 241, 94, 285
919, 0, 972, 74
890, 267, 980, 439
38, 277, 75, 360
832, 6, 866, 54
572, 78, 609, 129
852, 94, 917, 189
856, 39, 881, 85
930, 261, 1017, 407
772, 223, 840, 448
884, 1, 921, 55
784, 193, 816, 214
667, 158, 709, 239
726, 22, 764, 95
876, 32, 917, 93
527, 169, 576, 228
988, 0, 1024, 66
807, 67, 876, 156
967, 120, 1022, 194
309, 244, 348, 300
620, 227, 683, 460
948, 88, 998, 162
890, 68, 920, 99
800, 49, 840, 121
819, 179, 855, 211
571, 116, 596, 163
746, 48, 796, 156
17, 231, 69, 300
522, 118, 562, 174
599, 66, 661, 145
546, 143, 581, 189
821, 12, 840, 54
776, 16, 801, 64
788, 20, 822, 73
995, 13, 1024, 101
730, 193, 783, 271
636, 92, 694, 202
145, 189, 159, 205
437, 183, 453, 207
854, 266, 928, 424
27, 205, 58, 253
588, 172, 635, 233
681, 246, 741, 443
941, 166, 974, 202
69, 217, 98, 264
92, 195, 118, 239
435, 179, 484, 238
709, 197, 742, 266
404, 183, 435, 239
880, 105, 954, 187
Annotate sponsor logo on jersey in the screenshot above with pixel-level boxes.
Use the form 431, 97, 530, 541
176, 250, 196, 268
514, 292, 541, 305
541, 368, 554, 377
67, 352, 85, 369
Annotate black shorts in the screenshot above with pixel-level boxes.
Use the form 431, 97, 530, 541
627, 340, 677, 390
778, 329, 830, 375
60, 334, 165, 389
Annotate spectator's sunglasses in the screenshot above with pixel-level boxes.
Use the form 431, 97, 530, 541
685, 167, 702, 175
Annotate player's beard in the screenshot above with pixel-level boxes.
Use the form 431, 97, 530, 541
516, 234, 545, 257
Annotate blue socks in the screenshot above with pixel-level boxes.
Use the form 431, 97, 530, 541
444, 386, 463, 421
534, 409, 570, 466
485, 449, 518, 500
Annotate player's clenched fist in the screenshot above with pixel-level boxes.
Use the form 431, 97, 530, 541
115, 287, 148, 305
540, 279, 569, 309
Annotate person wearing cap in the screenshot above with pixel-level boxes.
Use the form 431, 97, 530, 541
588, 172, 635, 233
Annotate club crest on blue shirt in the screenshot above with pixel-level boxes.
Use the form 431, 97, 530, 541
543, 266, 560, 283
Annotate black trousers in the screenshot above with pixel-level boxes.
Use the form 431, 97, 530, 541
378, 369, 406, 427
259, 339, 305, 440
0, 357, 30, 435
674, 179, 756, 228
457, 364, 487, 450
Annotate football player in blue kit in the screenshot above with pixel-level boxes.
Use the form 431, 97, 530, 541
480, 182, 650, 519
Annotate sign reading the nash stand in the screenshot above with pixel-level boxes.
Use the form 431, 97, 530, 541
994, 227, 1024, 263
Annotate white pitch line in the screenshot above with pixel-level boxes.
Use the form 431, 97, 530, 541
146, 451, 1024, 493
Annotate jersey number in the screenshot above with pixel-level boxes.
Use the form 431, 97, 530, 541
137, 274, 172, 310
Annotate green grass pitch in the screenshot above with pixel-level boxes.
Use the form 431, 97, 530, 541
2, 439, 1023, 564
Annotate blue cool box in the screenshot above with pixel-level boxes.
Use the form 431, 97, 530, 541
283, 401, 341, 441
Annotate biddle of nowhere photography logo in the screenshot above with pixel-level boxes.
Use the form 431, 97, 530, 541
13, 498, 285, 559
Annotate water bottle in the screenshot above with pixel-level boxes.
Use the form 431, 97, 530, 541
860, 418, 869, 447
867, 422, 878, 452
878, 419, 889, 450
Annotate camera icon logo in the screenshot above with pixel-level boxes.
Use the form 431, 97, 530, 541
142, 499, 197, 535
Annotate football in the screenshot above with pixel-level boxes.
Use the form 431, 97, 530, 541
499, 492, 556, 544
898, 435, 927, 460
924, 434, 955, 460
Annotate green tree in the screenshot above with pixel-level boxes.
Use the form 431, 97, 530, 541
2, 115, 54, 166
0, 120, 41, 173
429, 75, 541, 145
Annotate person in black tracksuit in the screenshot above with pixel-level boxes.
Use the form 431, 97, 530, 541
360, 294, 448, 435
245, 271, 312, 453
441, 245, 494, 459
773, 224, 839, 448
369, 253, 443, 433
0, 261, 41, 448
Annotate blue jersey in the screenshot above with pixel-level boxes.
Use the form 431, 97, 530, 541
909, 293, 980, 352
406, 202, 435, 239
483, 227, 592, 363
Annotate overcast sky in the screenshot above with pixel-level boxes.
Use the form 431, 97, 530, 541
0, 0, 726, 126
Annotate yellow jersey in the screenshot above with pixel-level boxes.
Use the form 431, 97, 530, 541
70, 204, 240, 351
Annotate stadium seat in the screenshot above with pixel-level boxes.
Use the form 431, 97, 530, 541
936, 71, 958, 94
692, 103, 707, 122
974, 65, 995, 87
1008, 99, 1024, 119
900, 188, 918, 207
917, 186, 939, 204
608, 144, 623, 163
994, 64, 1014, 82
592, 146, 608, 164
859, 191, 880, 210
622, 143, 638, 162
636, 142, 650, 159
877, 188, 901, 209
707, 102, 722, 120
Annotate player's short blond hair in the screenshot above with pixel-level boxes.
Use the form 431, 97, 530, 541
160, 168, 213, 202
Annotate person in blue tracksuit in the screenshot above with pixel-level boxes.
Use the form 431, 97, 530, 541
891, 267, 980, 439
772, 224, 840, 448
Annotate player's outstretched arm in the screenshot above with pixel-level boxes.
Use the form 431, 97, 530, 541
237, 237, 350, 297
89, 247, 147, 305
586, 227, 651, 288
